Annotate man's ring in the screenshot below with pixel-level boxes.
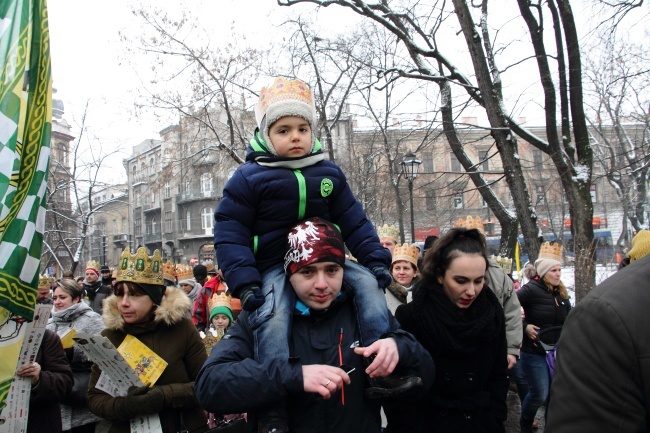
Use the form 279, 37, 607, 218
324, 379, 331, 387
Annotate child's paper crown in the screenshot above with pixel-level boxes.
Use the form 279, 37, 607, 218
116, 247, 163, 286
392, 243, 420, 267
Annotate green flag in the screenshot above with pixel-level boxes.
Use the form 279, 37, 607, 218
0, 0, 52, 413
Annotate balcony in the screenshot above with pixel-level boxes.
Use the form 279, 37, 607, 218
113, 233, 131, 245
144, 233, 162, 244
143, 201, 161, 213
175, 190, 219, 204
132, 174, 147, 186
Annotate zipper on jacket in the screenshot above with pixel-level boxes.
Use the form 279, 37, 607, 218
293, 169, 307, 220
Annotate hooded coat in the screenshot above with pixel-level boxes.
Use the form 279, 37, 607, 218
47, 301, 105, 430
86, 287, 208, 433
484, 257, 522, 358
214, 132, 391, 298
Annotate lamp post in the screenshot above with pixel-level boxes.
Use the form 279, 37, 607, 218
400, 152, 421, 243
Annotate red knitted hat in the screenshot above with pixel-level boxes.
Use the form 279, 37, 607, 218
284, 218, 345, 276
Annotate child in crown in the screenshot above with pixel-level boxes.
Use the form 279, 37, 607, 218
214, 77, 419, 432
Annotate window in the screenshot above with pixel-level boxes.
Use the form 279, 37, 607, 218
421, 152, 433, 173
151, 217, 158, 235
185, 179, 191, 194
186, 210, 191, 231
451, 154, 461, 172
590, 184, 597, 203
362, 154, 374, 173
533, 149, 543, 166
122, 217, 127, 233
132, 165, 137, 181
201, 207, 213, 235
135, 193, 141, 207
165, 211, 173, 232
151, 192, 156, 206
135, 217, 142, 236
535, 185, 545, 204
149, 157, 155, 175
200, 173, 212, 194
478, 150, 489, 172
113, 219, 117, 233
164, 182, 171, 199
453, 191, 464, 209
426, 189, 437, 211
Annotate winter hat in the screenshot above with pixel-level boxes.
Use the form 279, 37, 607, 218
208, 292, 233, 324
100, 265, 111, 273
284, 217, 346, 276
628, 230, 650, 262
178, 277, 197, 287
534, 241, 563, 278
255, 77, 317, 155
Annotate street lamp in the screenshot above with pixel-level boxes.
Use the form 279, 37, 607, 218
400, 152, 422, 243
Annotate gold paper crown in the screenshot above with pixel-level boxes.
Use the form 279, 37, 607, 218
38, 274, 50, 289
377, 224, 400, 242
492, 255, 513, 275
208, 292, 232, 312
86, 259, 101, 272
176, 264, 194, 281
629, 230, 650, 262
116, 247, 163, 286
538, 241, 563, 262
162, 261, 177, 282
202, 260, 216, 273
453, 215, 484, 232
392, 243, 420, 267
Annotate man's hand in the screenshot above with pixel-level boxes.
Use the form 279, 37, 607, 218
302, 365, 350, 399
16, 362, 41, 385
354, 338, 399, 378
507, 354, 517, 370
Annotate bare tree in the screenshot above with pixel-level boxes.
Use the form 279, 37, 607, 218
42, 104, 124, 274
279, 0, 600, 300
584, 36, 650, 247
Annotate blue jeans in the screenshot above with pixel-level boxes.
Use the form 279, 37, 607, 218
520, 352, 550, 422
249, 260, 391, 362
511, 359, 529, 404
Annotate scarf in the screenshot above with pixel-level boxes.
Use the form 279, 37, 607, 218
50, 301, 93, 324
411, 279, 501, 355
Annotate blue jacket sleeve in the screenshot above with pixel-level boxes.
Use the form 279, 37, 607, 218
194, 313, 304, 414
214, 168, 263, 296
328, 165, 391, 270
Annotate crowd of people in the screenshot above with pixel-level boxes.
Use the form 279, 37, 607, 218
16, 77, 650, 433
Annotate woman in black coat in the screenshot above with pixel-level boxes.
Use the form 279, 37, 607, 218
17, 329, 74, 433
386, 228, 508, 433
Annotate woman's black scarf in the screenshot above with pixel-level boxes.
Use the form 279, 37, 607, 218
411, 279, 502, 355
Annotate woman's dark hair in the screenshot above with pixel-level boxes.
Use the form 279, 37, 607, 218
55, 278, 84, 301
420, 228, 489, 283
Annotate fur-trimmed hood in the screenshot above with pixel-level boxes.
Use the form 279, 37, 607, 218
102, 286, 191, 330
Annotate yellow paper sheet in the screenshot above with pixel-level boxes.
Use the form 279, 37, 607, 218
117, 335, 167, 387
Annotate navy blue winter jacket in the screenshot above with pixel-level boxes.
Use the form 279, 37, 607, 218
194, 287, 434, 433
214, 130, 391, 297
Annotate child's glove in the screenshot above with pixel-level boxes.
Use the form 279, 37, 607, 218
239, 285, 265, 311
372, 266, 392, 290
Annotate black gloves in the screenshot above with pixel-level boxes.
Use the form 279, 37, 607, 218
119, 385, 165, 417
239, 285, 265, 311
372, 266, 392, 290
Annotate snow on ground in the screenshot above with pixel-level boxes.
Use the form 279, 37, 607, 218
519, 264, 618, 306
